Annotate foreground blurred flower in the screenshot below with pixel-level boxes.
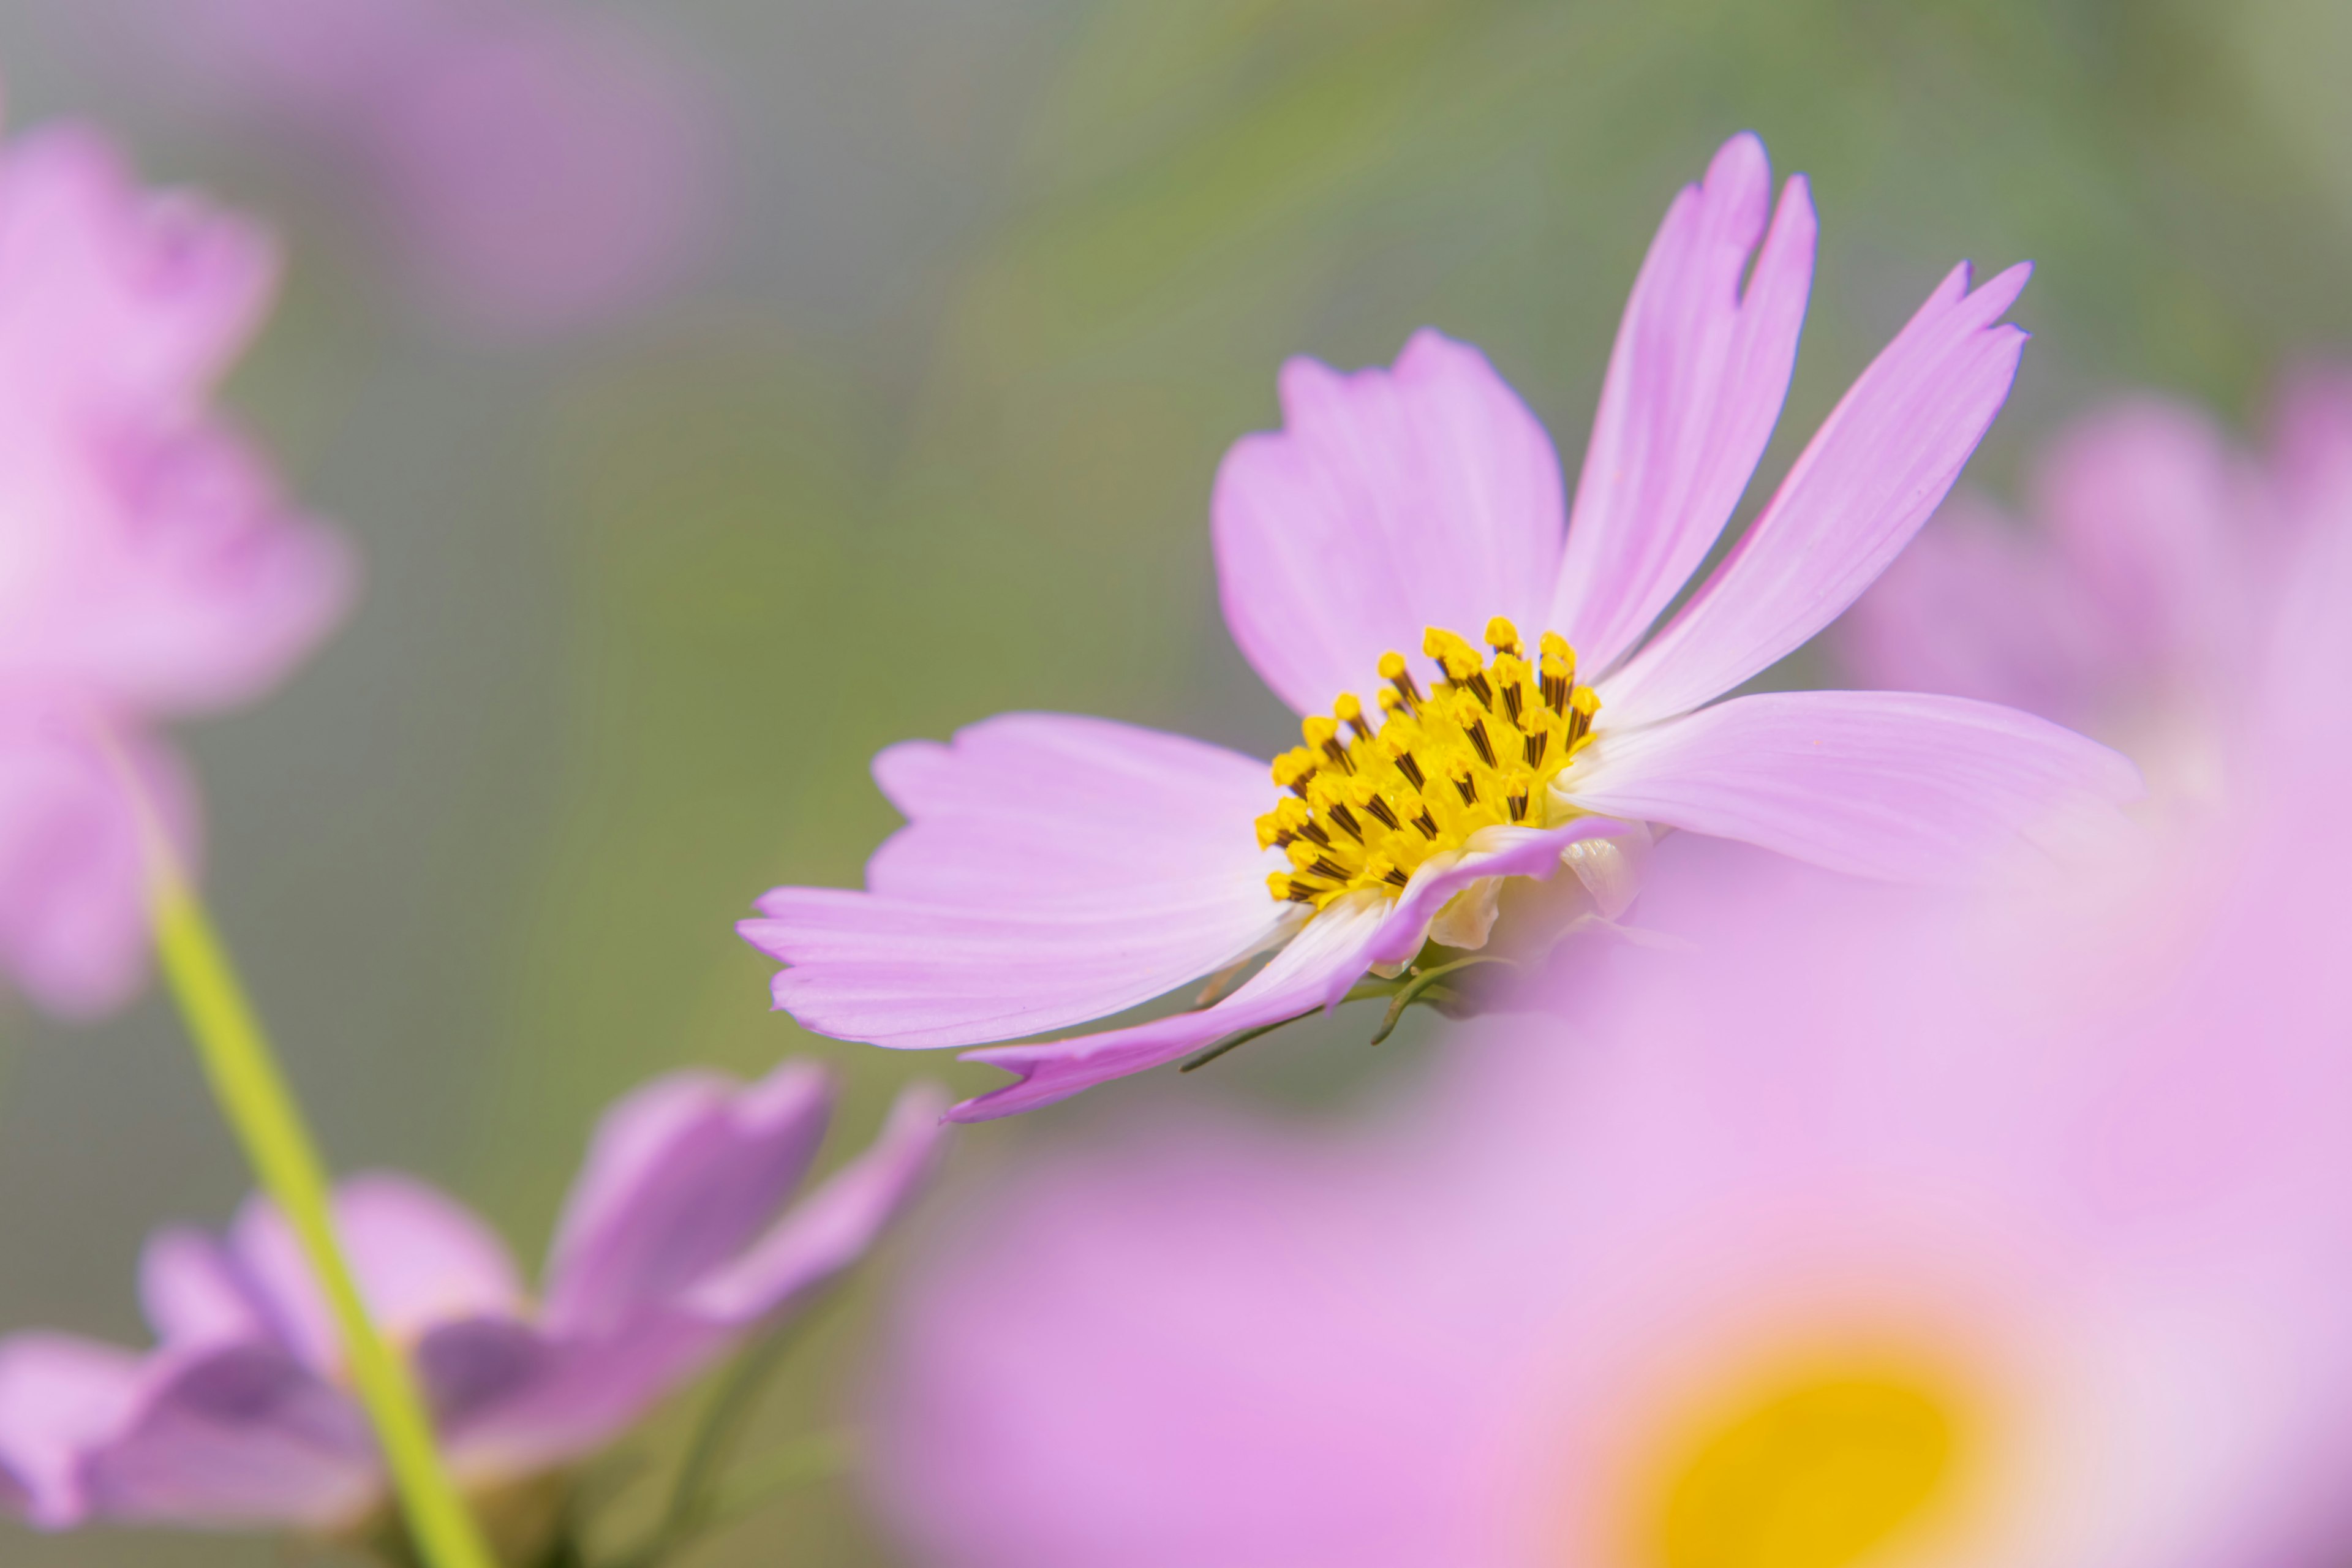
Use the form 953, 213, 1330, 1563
740, 132, 2139, 1121
0, 116, 353, 1017
0, 1063, 943, 1559
66, 0, 724, 336
864, 529, 2352, 1565
1838, 368, 2352, 804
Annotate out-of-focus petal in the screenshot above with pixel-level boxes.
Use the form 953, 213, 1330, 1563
0, 1333, 145, 1528
0, 123, 355, 714
232, 1176, 527, 1376
1600, 262, 2032, 728
431, 1315, 723, 1486
2034, 399, 2255, 677
867, 1121, 1494, 1568
368, 9, 723, 335
682, 1081, 949, 1323
540, 1061, 832, 1340
1550, 133, 1816, 676
0, 126, 276, 399
1558, 690, 2141, 883
78, 1343, 377, 1529
0, 703, 194, 1020
437, 1080, 944, 1480
741, 714, 1293, 1050
138, 1229, 273, 1348
1834, 495, 2108, 723
1213, 330, 1565, 717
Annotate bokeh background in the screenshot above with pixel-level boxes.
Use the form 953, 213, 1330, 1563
0, 0, 2347, 1561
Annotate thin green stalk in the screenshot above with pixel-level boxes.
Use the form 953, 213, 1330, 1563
134, 825, 495, 1568
624, 1317, 812, 1567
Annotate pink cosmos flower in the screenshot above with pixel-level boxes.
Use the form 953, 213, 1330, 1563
862, 543, 2352, 1566
738, 133, 2141, 1121
70, 0, 725, 336
0, 1061, 943, 1551
0, 116, 354, 1018
1837, 369, 2352, 802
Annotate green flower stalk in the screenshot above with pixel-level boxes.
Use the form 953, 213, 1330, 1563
135, 812, 497, 1568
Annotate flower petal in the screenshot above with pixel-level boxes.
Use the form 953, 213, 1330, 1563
0, 1333, 144, 1527
741, 714, 1292, 1050
434, 1092, 943, 1479
78, 1343, 378, 1529
232, 1175, 527, 1376
2035, 399, 2254, 676
0, 703, 195, 1020
1599, 261, 2032, 728
540, 1061, 833, 1339
139, 1229, 274, 1348
428, 1316, 723, 1484
680, 1080, 949, 1323
1360, 818, 1634, 971
0, 127, 355, 715
952, 892, 1395, 1122
1549, 132, 1817, 676
1212, 329, 1564, 717
1558, 690, 2141, 883
1833, 494, 2108, 723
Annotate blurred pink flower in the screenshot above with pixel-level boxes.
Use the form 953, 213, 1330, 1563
863, 518, 2352, 1567
0, 119, 353, 1018
739, 133, 2138, 1123
70, 0, 725, 336
0, 1061, 943, 1537
1837, 369, 2352, 802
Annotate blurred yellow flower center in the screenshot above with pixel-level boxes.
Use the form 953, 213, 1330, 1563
1645, 1365, 1962, 1568
1259, 617, 1601, 908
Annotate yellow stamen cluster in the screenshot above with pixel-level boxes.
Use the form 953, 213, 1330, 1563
1257, 617, 1602, 907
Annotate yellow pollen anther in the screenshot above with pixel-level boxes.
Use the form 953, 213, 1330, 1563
1257, 621, 1607, 907
1568, 686, 1602, 745
1423, 626, 1485, 682
1334, 692, 1373, 741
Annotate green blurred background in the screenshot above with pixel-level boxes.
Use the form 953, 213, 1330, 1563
0, 0, 2346, 1561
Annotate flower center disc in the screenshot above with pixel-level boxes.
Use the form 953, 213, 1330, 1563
1259, 618, 1602, 907
1648, 1368, 1961, 1568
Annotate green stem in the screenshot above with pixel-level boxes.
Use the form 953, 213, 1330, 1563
132, 816, 495, 1568
624, 1315, 813, 1567
1366, 954, 1515, 1044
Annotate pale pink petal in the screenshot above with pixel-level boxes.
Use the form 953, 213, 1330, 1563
682, 1081, 949, 1322
741, 714, 1292, 1050
0, 703, 195, 1021
1558, 690, 2141, 883
138, 1229, 274, 1348
1834, 494, 2109, 723
0, 1333, 145, 1527
431, 1315, 723, 1484
0, 125, 355, 714
78, 1344, 377, 1528
1359, 817, 1634, 971
2035, 399, 2256, 675
0, 126, 276, 400
540, 1061, 832, 1338
231, 1176, 527, 1374
1213, 330, 1564, 717
1549, 133, 1816, 676
439, 1082, 946, 1479
1600, 262, 2032, 728
952, 894, 1394, 1122
951, 811, 1634, 1121
861, 712, 1278, 902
